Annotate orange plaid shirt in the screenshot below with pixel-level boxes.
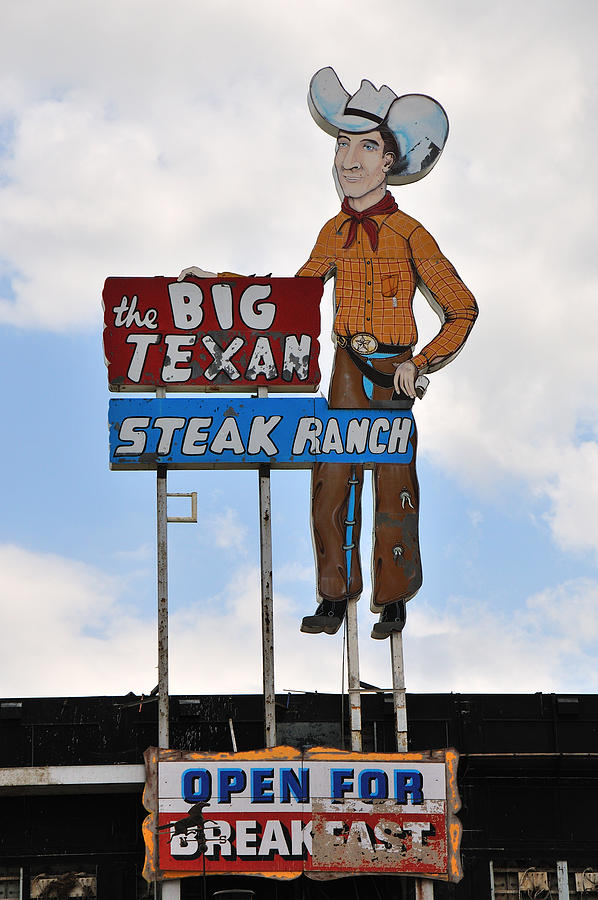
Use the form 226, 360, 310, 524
296, 207, 478, 373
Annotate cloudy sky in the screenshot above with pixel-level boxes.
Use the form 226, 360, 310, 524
1, 0, 597, 701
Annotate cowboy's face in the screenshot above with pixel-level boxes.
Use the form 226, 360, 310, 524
335, 130, 394, 202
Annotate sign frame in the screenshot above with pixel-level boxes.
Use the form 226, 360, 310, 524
109, 397, 416, 470
102, 276, 322, 393
142, 745, 462, 884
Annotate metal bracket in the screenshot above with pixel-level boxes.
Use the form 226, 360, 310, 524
166, 492, 198, 523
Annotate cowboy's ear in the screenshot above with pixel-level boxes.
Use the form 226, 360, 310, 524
383, 152, 395, 172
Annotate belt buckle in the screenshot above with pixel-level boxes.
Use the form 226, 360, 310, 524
350, 333, 378, 355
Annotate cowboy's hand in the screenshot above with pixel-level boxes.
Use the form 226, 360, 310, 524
177, 266, 217, 281
393, 360, 418, 399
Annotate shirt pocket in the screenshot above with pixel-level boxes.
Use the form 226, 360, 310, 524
380, 275, 399, 297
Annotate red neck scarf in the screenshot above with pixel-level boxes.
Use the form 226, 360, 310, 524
340, 191, 398, 251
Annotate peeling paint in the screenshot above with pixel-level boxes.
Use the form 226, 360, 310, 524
103, 276, 322, 392
143, 745, 462, 884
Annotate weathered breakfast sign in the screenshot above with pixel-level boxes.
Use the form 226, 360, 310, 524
142, 746, 462, 883
103, 276, 322, 391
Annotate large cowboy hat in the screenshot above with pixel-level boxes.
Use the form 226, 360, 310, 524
308, 67, 449, 185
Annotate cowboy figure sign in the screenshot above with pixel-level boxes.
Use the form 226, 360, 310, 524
179, 67, 477, 639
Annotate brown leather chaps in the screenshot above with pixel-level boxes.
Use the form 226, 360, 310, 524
311, 347, 422, 607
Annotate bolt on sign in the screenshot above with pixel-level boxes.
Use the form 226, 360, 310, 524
142, 746, 462, 883
102, 276, 322, 392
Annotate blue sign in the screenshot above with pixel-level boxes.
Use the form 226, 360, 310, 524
109, 398, 415, 469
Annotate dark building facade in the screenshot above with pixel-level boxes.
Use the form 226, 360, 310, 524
0, 692, 596, 899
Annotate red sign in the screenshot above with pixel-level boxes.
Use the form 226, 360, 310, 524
103, 276, 322, 392
142, 746, 462, 883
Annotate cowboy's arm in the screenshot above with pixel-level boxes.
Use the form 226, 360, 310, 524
408, 225, 478, 376
296, 258, 335, 280
296, 219, 337, 281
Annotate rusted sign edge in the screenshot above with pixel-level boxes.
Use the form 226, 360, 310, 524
155, 744, 303, 763
153, 744, 438, 763
161, 871, 301, 882
108, 381, 321, 394
304, 747, 446, 763
142, 747, 159, 882
306, 871, 451, 883
445, 748, 463, 882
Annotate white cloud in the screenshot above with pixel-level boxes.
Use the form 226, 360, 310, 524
0, 543, 156, 696
1, 542, 597, 697
203, 508, 248, 552
170, 564, 346, 694
359, 581, 598, 694
539, 443, 598, 555
277, 561, 313, 585
113, 543, 152, 562
0, 543, 342, 697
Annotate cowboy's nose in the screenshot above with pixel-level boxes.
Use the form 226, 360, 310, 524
343, 146, 360, 169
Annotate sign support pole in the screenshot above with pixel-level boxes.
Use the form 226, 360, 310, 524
392, 631, 434, 899
390, 631, 407, 752
415, 879, 434, 900
258, 387, 276, 749
156, 384, 169, 751
156, 387, 180, 900
346, 599, 362, 751
157, 469, 169, 751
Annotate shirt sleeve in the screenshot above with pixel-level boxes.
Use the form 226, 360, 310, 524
409, 225, 478, 374
296, 222, 337, 281
296, 256, 335, 280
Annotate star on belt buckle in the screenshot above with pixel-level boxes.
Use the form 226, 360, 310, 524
350, 333, 378, 355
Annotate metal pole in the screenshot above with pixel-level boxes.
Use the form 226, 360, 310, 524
156, 384, 169, 752
415, 879, 434, 900
557, 861, 570, 900
157, 461, 169, 751
489, 860, 496, 900
390, 631, 408, 752
257, 387, 276, 748
156, 388, 174, 898
345, 598, 362, 751
391, 630, 433, 897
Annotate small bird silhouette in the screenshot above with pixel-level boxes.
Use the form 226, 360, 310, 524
158, 801, 210, 850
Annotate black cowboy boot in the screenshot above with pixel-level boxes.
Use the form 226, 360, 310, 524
371, 599, 407, 640
301, 598, 348, 635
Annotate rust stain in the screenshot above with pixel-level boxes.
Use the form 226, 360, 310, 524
141, 814, 157, 882
162, 870, 301, 881
141, 747, 159, 883
445, 748, 461, 813
310, 798, 446, 874
449, 823, 462, 881
305, 747, 438, 763
155, 744, 302, 763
